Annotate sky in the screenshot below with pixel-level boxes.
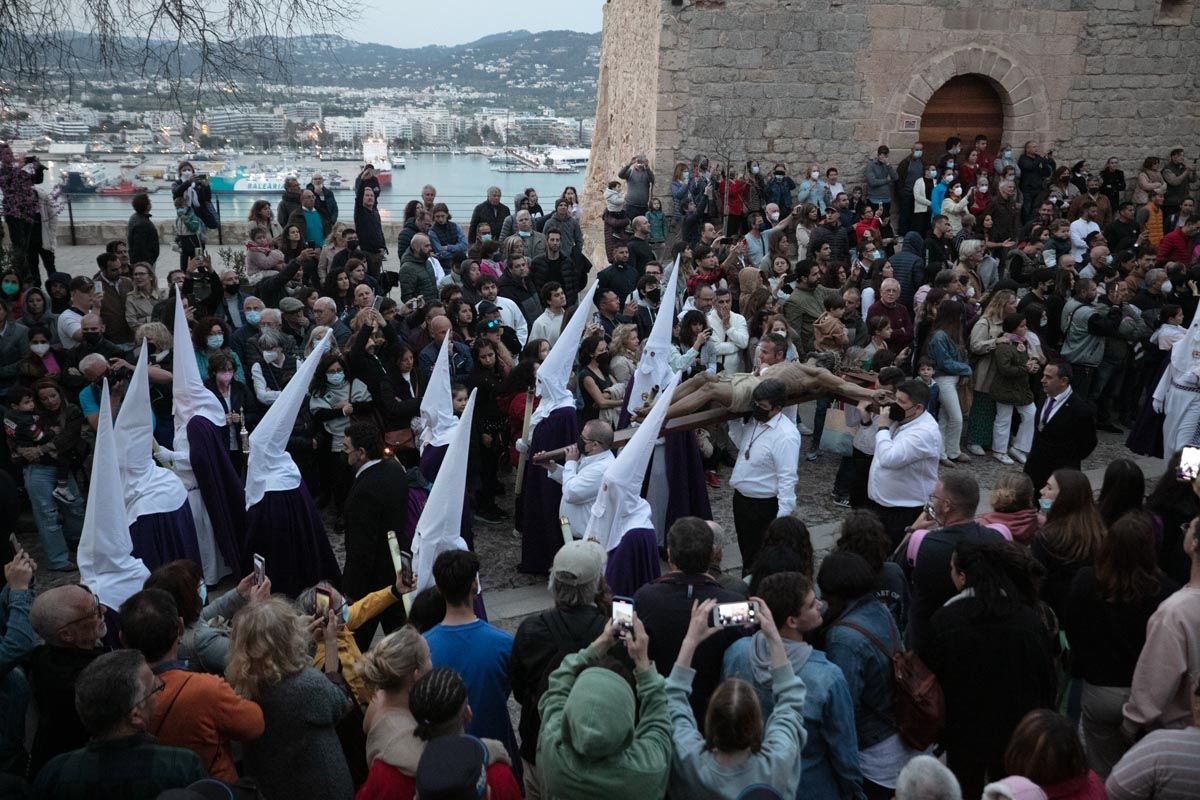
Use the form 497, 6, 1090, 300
361, 0, 604, 48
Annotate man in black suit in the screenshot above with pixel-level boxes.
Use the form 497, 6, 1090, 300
342, 422, 410, 650
1024, 361, 1098, 492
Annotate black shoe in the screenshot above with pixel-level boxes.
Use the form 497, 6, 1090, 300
475, 507, 506, 525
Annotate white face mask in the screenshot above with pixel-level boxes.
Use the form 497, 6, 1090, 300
810, 171, 820, 179
262, 349, 281, 364
31, 343, 50, 357
1162, 280, 1174, 294
153, 349, 171, 363
768, 212, 780, 223
22, 164, 37, 175
980, 182, 989, 191
180, 170, 193, 180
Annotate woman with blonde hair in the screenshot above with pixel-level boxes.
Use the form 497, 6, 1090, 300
978, 472, 1042, 545
964, 286, 1018, 457
125, 262, 163, 331
355, 627, 433, 789
1032, 469, 1106, 617
227, 597, 355, 799
607, 323, 641, 386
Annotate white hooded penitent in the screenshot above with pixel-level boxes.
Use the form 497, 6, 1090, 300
171, 286, 227, 437
114, 341, 189, 523
530, 281, 598, 430
629, 255, 680, 413
78, 380, 150, 610
412, 388, 477, 593
585, 370, 681, 552
245, 330, 333, 508
418, 332, 457, 450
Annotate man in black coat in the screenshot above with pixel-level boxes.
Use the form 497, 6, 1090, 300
342, 422, 410, 651
1024, 360, 1098, 492
633, 517, 744, 723
468, 187, 511, 244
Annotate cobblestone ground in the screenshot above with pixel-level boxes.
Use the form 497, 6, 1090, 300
19, 424, 1138, 597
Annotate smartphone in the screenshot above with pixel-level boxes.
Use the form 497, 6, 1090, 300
252, 553, 266, 586
591, 311, 601, 326
306, 241, 317, 250
8, 533, 19, 554
405, 297, 422, 310
712, 600, 759, 628
92, 280, 104, 295
372, 295, 384, 311
385, 529, 403, 571
1178, 446, 1200, 481
612, 596, 634, 632
315, 585, 331, 615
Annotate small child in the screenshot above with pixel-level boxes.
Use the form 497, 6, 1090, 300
916, 356, 941, 419
813, 294, 850, 354
245, 226, 285, 283
3, 387, 75, 502
173, 195, 206, 270
1151, 303, 1186, 351
647, 197, 667, 245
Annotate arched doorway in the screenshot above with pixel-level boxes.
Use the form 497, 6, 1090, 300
918, 75, 1005, 155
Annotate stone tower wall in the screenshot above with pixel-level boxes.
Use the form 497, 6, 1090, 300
582, 0, 1200, 245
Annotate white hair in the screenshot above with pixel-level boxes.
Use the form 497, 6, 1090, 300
314, 296, 338, 313
79, 353, 108, 373
957, 239, 984, 263
895, 756, 962, 800
259, 308, 281, 326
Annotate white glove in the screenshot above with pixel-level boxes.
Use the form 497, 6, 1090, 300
1153, 397, 1164, 414
514, 438, 528, 454
410, 416, 425, 433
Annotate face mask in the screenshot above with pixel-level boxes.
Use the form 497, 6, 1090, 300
946, 161, 956, 170
682, 171, 690, 181
943, 175, 954, 184
576, 435, 590, 454
980, 182, 989, 191
928, 170, 938, 179
769, 211, 780, 223
245, 310, 262, 326
176, 208, 187, 216
262, 349, 280, 364
345, 239, 359, 250
1, 282, 17, 296
180, 170, 193, 180
952, 187, 962, 196
327, 371, 346, 386
22, 163, 37, 175
646, 288, 661, 303
224, 283, 240, 295
480, 234, 492, 242
153, 348, 170, 363
751, 165, 760, 174
913, 149, 923, 158
1039, 497, 1053, 514
887, 402, 908, 423
216, 370, 234, 385
198, 583, 208, 605
872, 249, 883, 260
341, 604, 351, 624
1162, 280, 1173, 294
810, 171, 820, 179
31, 343, 50, 357
751, 406, 771, 423
1003, 149, 1013, 158
1105, 254, 1113, 266
518, 230, 531, 238
83, 332, 102, 344
206, 335, 224, 349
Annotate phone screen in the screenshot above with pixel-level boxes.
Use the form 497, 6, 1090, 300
385, 531, 403, 573
612, 597, 634, 631
400, 551, 414, 585
315, 587, 331, 614
253, 553, 266, 586
1179, 446, 1200, 481
713, 601, 758, 628
8, 533, 19, 553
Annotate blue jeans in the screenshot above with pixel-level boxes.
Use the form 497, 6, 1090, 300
23, 465, 83, 568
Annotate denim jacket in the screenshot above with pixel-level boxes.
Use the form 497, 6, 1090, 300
927, 329, 972, 377
0, 585, 36, 763
723, 634, 866, 800
824, 595, 902, 750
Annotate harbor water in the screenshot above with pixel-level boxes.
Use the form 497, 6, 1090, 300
59, 153, 586, 224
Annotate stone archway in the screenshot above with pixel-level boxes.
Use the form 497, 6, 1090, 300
880, 45, 1050, 152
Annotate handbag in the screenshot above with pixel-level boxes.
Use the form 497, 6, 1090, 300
384, 427, 415, 451
956, 376, 974, 417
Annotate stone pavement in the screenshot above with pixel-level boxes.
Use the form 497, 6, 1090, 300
484, 454, 1167, 625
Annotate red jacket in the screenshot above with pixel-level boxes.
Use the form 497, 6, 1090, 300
356, 760, 521, 800
718, 179, 748, 216
1042, 770, 1107, 800
1156, 228, 1194, 265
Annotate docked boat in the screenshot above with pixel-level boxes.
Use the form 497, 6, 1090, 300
97, 178, 151, 196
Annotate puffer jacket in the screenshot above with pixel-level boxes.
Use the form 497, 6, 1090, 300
889, 231, 926, 311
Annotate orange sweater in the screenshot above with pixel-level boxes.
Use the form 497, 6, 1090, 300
151, 668, 265, 782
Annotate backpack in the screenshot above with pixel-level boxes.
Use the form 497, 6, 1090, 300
831, 620, 945, 751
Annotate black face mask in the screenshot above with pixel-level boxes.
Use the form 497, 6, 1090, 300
596, 352, 612, 371
646, 288, 661, 303
887, 402, 908, 423
345, 240, 359, 250
576, 436, 589, 454
751, 406, 771, 423
83, 332, 102, 345
223, 283, 240, 295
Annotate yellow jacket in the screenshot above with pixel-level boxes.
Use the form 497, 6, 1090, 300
313, 585, 399, 704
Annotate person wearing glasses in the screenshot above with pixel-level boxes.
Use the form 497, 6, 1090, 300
26, 584, 111, 775
32, 649, 207, 798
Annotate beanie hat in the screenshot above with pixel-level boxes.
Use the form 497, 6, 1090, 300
414, 734, 488, 800
983, 776, 1048, 800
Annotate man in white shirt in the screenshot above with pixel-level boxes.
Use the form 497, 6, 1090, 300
706, 287, 749, 374
477, 274, 528, 347
529, 282, 566, 347
728, 378, 801, 572
867, 378, 942, 544
1069, 200, 1102, 261
542, 420, 615, 539
57, 275, 97, 351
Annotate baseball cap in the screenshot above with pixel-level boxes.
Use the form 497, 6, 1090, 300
551, 539, 604, 586
278, 297, 305, 314
414, 734, 488, 800
475, 300, 500, 317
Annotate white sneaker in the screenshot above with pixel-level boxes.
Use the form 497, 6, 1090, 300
992, 451, 1015, 465
1008, 447, 1028, 464
797, 421, 814, 435
966, 444, 987, 456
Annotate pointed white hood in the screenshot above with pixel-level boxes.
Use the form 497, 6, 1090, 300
1171, 301, 1200, 373
585, 370, 680, 552
419, 333, 457, 450
246, 330, 333, 507
171, 286, 227, 432
531, 281, 598, 429
114, 342, 188, 522
629, 255, 680, 411
78, 380, 151, 610
412, 388, 477, 593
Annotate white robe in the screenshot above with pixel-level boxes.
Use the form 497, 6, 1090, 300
1154, 359, 1200, 457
